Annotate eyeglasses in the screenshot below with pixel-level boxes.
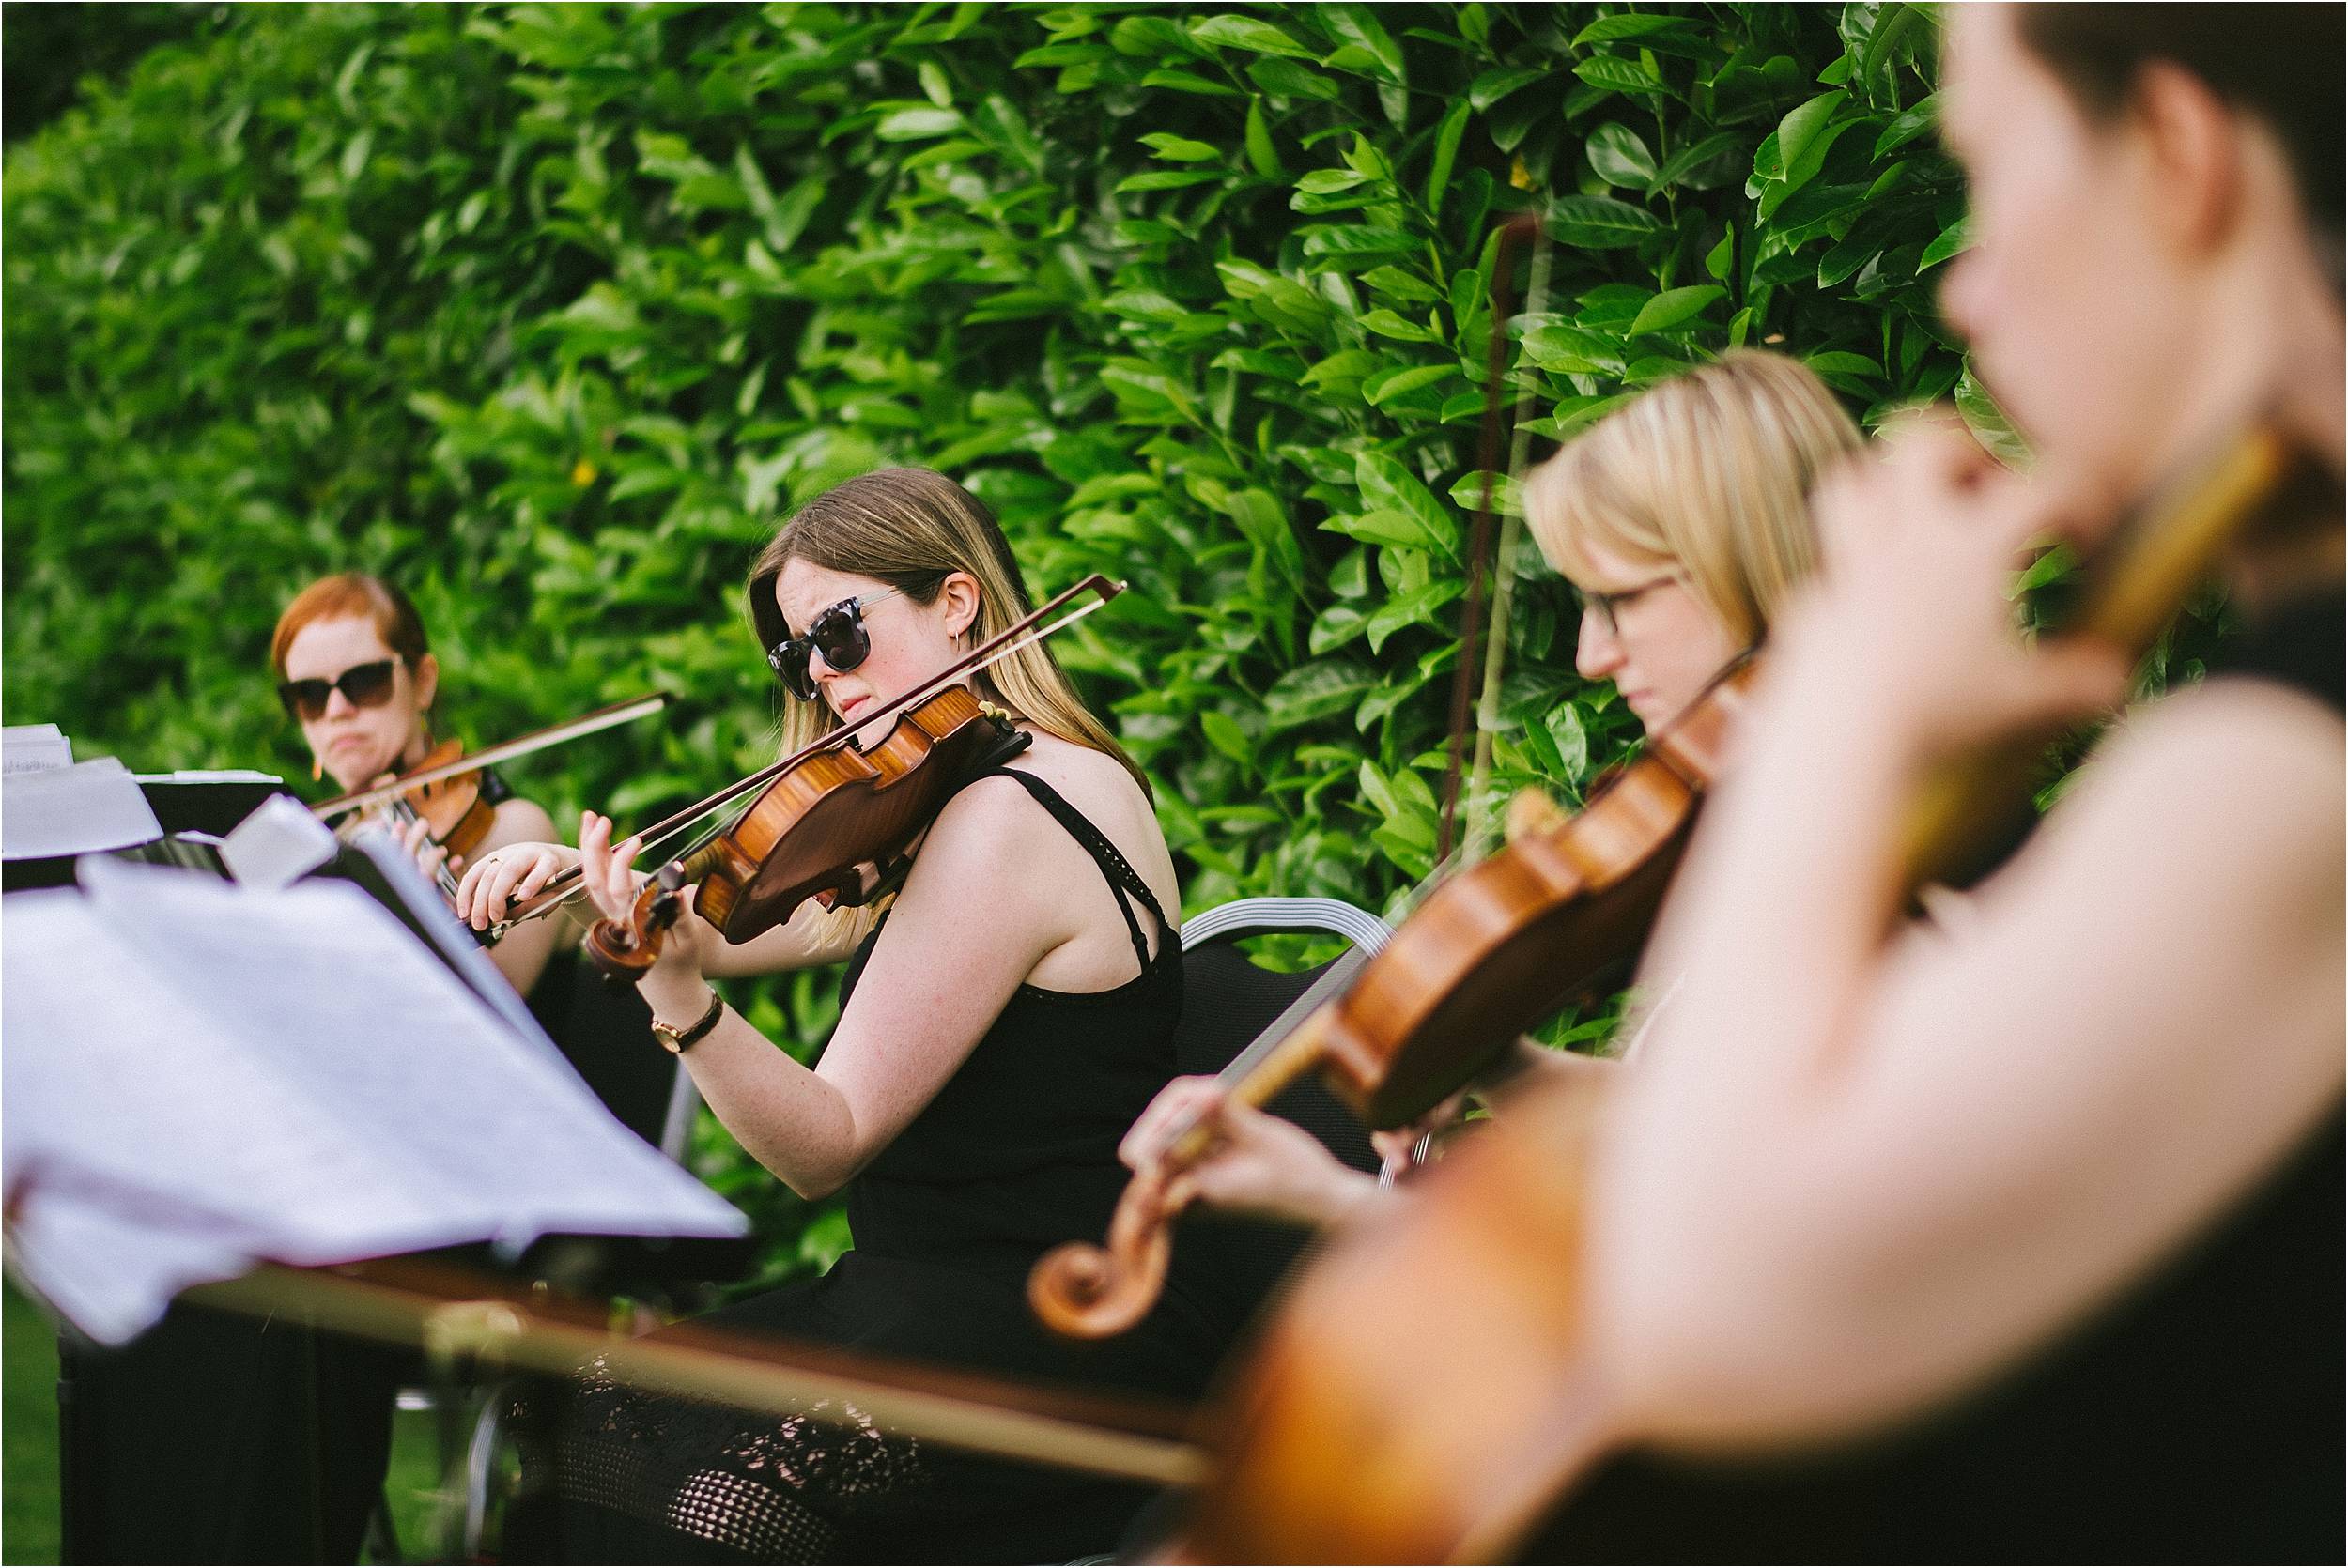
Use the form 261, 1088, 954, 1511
765, 589, 905, 701
1571, 573, 1683, 636
277, 657, 402, 723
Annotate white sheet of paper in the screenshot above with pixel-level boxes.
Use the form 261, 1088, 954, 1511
218, 792, 338, 889
3, 862, 745, 1343
2, 724, 71, 776
1, 758, 162, 860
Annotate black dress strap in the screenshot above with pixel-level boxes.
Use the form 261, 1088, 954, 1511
976, 766, 1170, 975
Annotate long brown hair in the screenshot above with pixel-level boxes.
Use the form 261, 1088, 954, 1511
746, 468, 1147, 793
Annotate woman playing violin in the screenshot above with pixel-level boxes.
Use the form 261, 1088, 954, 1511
273, 572, 564, 999
1550, 6, 2341, 1557
462, 469, 1228, 1563
1120, 351, 1862, 1231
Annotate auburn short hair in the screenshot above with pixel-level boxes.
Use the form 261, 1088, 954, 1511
269, 573, 429, 678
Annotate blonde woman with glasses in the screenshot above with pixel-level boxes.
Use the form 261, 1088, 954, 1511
1116, 350, 1863, 1231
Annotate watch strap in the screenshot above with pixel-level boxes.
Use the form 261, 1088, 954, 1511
651, 989, 724, 1054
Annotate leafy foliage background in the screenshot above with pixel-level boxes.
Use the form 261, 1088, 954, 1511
6, 1, 1961, 1285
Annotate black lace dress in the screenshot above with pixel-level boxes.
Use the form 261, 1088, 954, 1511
512, 767, 1229, 1563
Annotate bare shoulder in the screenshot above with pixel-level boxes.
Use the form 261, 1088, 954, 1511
1990, 678, 2343, 932
2070, 678, 2342, 842
925, 732, 1177, 906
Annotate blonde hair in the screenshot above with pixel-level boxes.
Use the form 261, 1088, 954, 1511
746, 468, 1146, 793
1524, 350, 1861, 648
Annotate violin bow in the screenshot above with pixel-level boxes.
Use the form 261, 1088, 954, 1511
488, 575, 1123, 936
311, 694, 669, 822
1437, 211, 1553, 867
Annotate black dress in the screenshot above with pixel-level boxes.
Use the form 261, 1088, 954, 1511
515, 766, 1230, 1563
1533, 589, 2346, 1563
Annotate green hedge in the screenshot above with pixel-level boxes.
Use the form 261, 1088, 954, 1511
4, 2, 1958, 1285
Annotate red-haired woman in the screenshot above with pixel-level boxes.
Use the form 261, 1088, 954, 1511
270, 571, 564, 998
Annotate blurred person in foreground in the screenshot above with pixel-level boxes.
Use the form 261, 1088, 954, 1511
1541, 6, 2341, 1558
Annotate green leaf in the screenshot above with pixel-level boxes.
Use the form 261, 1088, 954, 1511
1545, 195, 1663, 250
1139, 69, 1244, 97
1586, 122, 1658, 188
1873, 91, 1941, 160
1772, 90, 1844, 181
1244, 98, 1282, 177
1310, 600, 1374, 654
1572, 13, 1694, 45
1191, 14, 1316, 58
1573, 54, 1662, 97
1858, 3, 1931, 94
1363, 265, 1441, 303
1264, 660, 1376, 729
1366, 363, 1456, 404
1201, 709, 1253, 762
1116, 168, 1225, 192
1365, 579, 1462, 653
1354, 451, 1460, 559
1447, 470, 1524, 518
1300, 225, 1421, 260
1467, 65, 1545, 113
1321, 2, 1406, 82
873, 106, 964, 141
1360, 308, 1439, 343
1919, 214, 1971, 271
1628, 284, 1725, 335
1142, 132, 1219, 161
1522, 323, 1627, 377
1647, 129, 1745, 193
1425, 97, 1471, 214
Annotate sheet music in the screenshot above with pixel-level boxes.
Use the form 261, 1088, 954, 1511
0, 757, 162, 860
3, 862, 745, 1344
2, 723, 71, 775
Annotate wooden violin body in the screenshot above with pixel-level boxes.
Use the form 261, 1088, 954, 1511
586, 686, 1026, 979
1027, 664, 1758, 1342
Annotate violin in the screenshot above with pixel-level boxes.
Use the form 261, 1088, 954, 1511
1027, 660, 1758, 1341
312, 694, 668, 908
345, 738, 496, 902
1028, 215, 1594, 1342
583, 685, 1029, 979
1167, 424, 2333, 1563
517, 576, 1120, 981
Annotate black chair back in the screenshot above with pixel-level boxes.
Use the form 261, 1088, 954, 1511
1165, 940, 1382, 1338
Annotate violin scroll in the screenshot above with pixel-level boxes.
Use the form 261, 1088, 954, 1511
584, 861, 688, 982
1027, 1166, 1178, 1340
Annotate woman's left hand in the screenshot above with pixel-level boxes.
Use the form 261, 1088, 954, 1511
579, 809, 713, 987
398, 813, 454, 886
1795, 415, 2131, 764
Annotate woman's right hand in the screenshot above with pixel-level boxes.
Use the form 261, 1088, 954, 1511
1120, 1076, 1377, 1229
454, 840, 579, 931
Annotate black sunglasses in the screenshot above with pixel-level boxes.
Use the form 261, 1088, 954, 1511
278, 657, 401, 723
765, 590, 904, 701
